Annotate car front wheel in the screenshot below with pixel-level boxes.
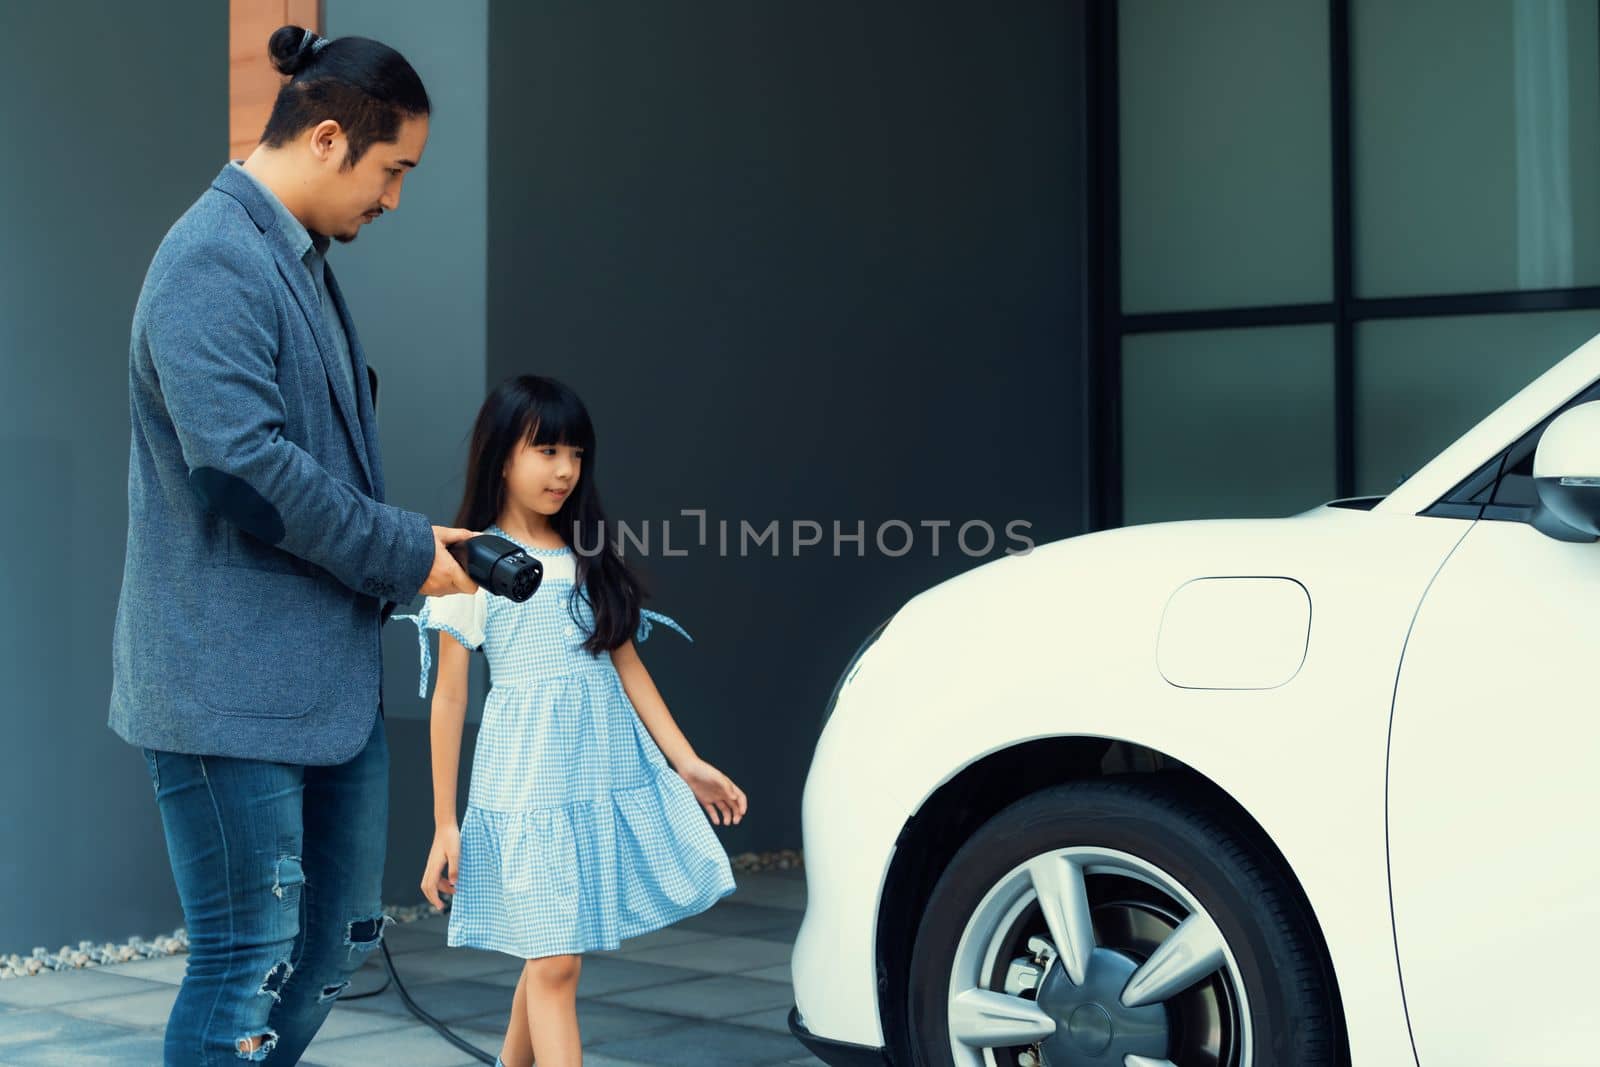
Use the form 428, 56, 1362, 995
906, 777, 1340, 1067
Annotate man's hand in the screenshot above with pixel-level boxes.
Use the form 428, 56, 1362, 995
419, 526, 480, 597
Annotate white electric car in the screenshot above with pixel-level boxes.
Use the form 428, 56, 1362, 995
788, 335, 1600, 1067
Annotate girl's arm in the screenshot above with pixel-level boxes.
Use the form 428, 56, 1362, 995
613, 638, 748, 826
420, 631, 471, 908
430, 632, 472, 826
611, 638, 696, 767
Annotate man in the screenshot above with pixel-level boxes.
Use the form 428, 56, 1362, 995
109, 26, 477, 1063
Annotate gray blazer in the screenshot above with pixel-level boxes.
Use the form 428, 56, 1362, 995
109, 163, 436, 765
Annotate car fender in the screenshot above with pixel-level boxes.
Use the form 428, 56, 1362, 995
795, 505, 1469, 1064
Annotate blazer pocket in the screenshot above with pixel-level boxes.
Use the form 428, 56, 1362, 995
195, 571, 329, 719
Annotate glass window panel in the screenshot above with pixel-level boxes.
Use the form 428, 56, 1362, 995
1122, 325, 1336, 525
1119, 0, 1332, 314
1354, 0, 1600, 297
1356, 309, 1600, 494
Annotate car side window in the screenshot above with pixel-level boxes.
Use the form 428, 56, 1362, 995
1490, 449, 1538, 509
1425, 375, 1600, 523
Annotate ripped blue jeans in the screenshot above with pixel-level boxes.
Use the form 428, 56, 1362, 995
143, 712, 390, 1064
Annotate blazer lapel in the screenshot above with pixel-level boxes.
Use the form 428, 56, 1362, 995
211, 165, 375, 492
325, 265, 387, 503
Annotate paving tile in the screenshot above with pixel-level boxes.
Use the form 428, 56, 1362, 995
726, 1003, 794, 1034
569, 1057, 662, 1067
738, 963, 793, 984
573, 957, 716, 999
598, 974, 793, 1021
95, 955, 190, 986
335, 978, 513, 1024
6, 1026, 167, 1065
386, 1023, 655, 1067
0, 971, 170, 1010
417, 1023, 656, 1066
456, 965, 526, 990
379, 923, 448, 955
311, 1004, 397, 1041
674, 902, 807, 938
741, 917, 803, 944
589, 925, 721, 957
589, 1016, 807, 1066
420, 1024, 507, 1063
53, 985, 177, 1029
615, 935, 791, 975
433, 957, 711, 999
0, 1009, 143, 1052
463, 996, 693, 1045
724, 873, 807, 913
378, 945, 525, 982
301, 1021, 484, 1067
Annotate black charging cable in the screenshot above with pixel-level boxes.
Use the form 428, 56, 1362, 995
332, 931, 496, 1061
378, 938, 498, 1063
334, 967, 389, 1001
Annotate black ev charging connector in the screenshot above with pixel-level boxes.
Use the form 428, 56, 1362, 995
448, 534, 543, 602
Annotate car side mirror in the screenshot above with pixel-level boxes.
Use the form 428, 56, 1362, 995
1533, 400, 1600, 543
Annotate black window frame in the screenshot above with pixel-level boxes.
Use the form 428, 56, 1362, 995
1087, 0, 1600, 531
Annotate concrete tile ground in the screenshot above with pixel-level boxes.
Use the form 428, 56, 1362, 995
0, 870, 825, 1066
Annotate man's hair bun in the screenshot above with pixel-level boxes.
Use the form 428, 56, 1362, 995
267, 25, 324, 78
258, 28, 428, 167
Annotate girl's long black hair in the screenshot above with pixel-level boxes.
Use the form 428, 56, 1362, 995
452, 376, 647, 654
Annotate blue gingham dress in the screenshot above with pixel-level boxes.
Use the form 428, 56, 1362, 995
391, 524, 736, 959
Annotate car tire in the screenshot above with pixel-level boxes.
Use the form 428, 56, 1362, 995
906, 776, 1341, 1067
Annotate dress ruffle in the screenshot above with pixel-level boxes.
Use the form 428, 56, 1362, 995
447, 757, 736, 958
446, 661, 734, 958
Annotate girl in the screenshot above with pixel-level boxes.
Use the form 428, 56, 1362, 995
392, 375, 747, 1067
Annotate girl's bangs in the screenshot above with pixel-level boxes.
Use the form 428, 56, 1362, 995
519, 399, 592, 449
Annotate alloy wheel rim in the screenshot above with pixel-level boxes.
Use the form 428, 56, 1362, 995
944, 846, 1252, 1067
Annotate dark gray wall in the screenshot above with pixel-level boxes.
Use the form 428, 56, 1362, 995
0, 2, 225, 949
0, 0, 1085, 954
487, 1, 1088, 855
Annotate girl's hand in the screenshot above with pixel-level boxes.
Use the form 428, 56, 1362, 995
677, 758, 748, 826
421, 823, 461, 910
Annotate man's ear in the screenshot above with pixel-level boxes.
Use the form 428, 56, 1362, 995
308, 119, 345, 164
